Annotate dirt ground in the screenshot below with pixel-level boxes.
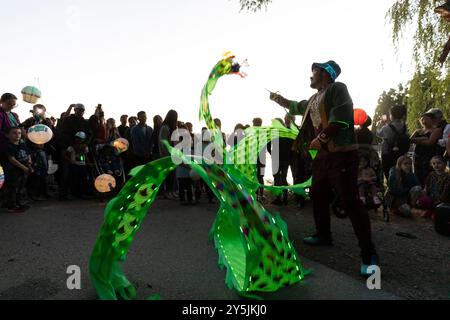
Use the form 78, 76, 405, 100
265, 196, 450, 300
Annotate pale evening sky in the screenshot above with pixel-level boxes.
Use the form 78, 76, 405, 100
0, 0, 414, 134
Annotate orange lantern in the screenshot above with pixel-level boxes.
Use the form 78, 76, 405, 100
95, 174, 116, 193
113, 138, 129, 154
353, 108, 368, 126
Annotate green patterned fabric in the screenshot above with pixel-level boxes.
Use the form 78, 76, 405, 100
89, 55, 311, 300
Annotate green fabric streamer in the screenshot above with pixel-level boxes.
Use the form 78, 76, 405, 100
89, 55, 311, 300
168, 143, 307, 293
90, 157, 178, 299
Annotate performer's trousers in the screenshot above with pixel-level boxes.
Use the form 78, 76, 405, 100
311, 149, 376, 257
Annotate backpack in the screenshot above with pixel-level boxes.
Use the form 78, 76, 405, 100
388, 123, 410, 157
434, 203, 450, 237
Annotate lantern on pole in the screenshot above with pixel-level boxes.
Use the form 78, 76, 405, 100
113, 138, 129, 154
21, 86, 42, 104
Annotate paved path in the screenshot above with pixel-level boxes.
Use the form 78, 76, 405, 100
0, 199, 398, 300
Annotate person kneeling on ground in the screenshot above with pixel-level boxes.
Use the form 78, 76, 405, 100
386, 155, 421, 217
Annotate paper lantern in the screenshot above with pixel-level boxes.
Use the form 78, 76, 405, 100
95, 174, 116, 193
113, 138, 129, 154
189, 169, 201, 181
0, 166, 4, 190
354, 108, 368, 126
27, 124, 53, 144
21, 86, 41, 104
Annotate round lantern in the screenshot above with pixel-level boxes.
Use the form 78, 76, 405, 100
189, 168, 201, 181
27, 124, 53, 144
95, 174, 116, 193
0, 166, 4, 190
113, 138, 129, 154
21, 86, 42, 104
354, 108, 368, 126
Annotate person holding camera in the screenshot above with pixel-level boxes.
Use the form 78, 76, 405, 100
21, 104, 48, 130
88, 104, 107, 145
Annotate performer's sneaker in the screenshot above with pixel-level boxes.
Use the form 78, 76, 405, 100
360, 254, 379, 277
303, 234, 333, 246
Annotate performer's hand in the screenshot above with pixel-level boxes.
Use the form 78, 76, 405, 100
269, 92, 282, 103
309, 138, 322, 151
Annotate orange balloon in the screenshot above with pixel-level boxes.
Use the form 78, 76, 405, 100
354, 108, 368, 126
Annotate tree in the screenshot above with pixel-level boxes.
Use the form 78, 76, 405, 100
406, 68, 450, 130
388, 0, 450, 68
387, 1, 450, 125
373, 84, 408, 126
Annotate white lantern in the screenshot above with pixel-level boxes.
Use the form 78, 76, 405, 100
21, 86, 41, 104
95, 174, 116, 193
27, 124, 53, 144
113, 138, 129, 154
0, 166, 4, 190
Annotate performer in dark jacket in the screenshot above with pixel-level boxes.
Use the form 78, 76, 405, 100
270, 60, 377, 276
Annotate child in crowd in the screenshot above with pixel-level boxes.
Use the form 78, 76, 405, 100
65, 132, 89, 199
176, 163, 193, 205
357, 156, 381, 205
4, 127, 32, 212
95, 143, 122, 177
27, 143, 49, 200
423, 156, 450, 211
386, 155, 421, 217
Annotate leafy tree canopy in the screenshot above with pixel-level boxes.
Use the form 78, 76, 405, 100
387, 1, 449, 128
373, 84, 408, 126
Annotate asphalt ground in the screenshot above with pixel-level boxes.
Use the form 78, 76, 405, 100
0, 196, 405, 300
